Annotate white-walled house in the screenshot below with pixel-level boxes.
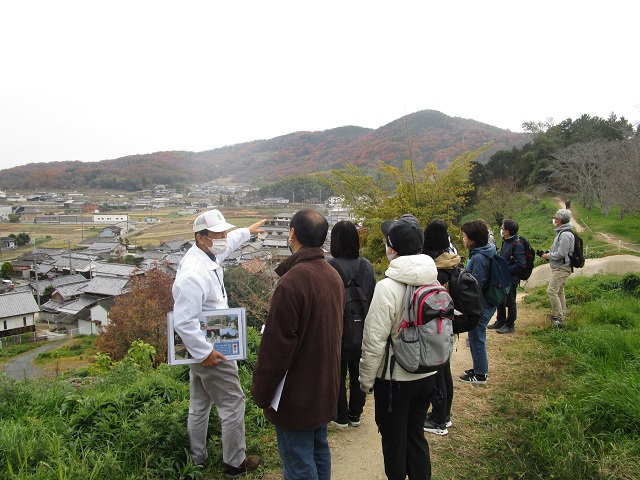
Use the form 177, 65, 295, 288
93, 214, 129, 223
79, 298, 115, 335
0, 291, 39, 337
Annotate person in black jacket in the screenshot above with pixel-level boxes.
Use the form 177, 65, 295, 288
488, 219, 526, 334
421, 219, 460, 436
328, 220, 376, 428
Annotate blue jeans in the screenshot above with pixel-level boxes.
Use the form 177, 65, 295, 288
467, 303, 496, 376
275, 424, 330, 480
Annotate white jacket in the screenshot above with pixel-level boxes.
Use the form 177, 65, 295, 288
172, 228, 250, 362
359, 254, 439, 390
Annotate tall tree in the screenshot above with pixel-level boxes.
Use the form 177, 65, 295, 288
475, 177, 530, 228
96, 266, 174, 364
612, 136, 640, 218
224, 266, 276, 329
482, 113, 635, 189
1, 262, 15, 279
324, 147, 481, 264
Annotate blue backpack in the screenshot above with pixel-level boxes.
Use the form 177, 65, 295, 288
484, 253, 512, 306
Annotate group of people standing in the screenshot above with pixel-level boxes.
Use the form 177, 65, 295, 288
171, 206, 576, 480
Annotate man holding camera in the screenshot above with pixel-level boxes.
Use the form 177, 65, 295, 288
540, 209, 574, 326
489, 219, 526, 334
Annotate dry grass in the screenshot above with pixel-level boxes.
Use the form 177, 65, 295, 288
0, 207, 266, 258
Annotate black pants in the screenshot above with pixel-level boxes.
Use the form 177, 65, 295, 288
496, 278, 519, 327
336, 358, 366, 423
374, 375, 436, 480
428, 363, 452, 424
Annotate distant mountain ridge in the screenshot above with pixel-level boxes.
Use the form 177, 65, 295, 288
0, 110, 530, 191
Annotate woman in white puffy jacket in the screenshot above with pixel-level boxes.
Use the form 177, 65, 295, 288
359, 214, 438, 480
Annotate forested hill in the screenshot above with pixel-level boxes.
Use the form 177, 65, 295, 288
1, 110, 530, 191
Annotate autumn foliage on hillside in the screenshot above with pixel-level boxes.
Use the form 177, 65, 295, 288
0, 110, 529, 190
96, 266, 174, 365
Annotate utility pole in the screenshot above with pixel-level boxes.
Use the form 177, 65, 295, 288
68, 238, 72, 275
32, 254, 41, 306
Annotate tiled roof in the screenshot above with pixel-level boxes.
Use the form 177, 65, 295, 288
55, 282, 90, 300
57, 295, 102, 315
92, 262, 139, 277
30, 274, 89, 295
81, 276, 129, 296
0, 291, 40, 318
52, 256, 93, 270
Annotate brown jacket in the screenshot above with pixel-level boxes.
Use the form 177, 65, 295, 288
251, 247, 345, 429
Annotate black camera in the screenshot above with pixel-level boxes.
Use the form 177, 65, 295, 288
536, 249, 549, 257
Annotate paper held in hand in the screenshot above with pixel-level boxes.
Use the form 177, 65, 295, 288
167, 308, 247, 365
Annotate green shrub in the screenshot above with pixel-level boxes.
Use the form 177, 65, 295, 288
621, 273, 640, 298
0, 342, 42, 359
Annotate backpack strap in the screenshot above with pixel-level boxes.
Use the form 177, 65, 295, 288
485, 255, 494, 291
382, 336, 396, 413
352, 258, 367, 288
327, 258, 348, 286
558, 231, 574, 266
328, 257, 364, 288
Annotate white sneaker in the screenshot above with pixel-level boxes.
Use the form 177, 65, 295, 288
423, 419, 448, 436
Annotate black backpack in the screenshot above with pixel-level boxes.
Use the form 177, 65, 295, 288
328, 258, 370, 361
441, 267, 482, 334
566, 231, 585, 269
514, 236, 536, 280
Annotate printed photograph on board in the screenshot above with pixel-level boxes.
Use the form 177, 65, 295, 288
167, 308, 247, 365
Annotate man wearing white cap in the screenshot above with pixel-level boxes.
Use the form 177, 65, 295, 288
172, 209, 266, 478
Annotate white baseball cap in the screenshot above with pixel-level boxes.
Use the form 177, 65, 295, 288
193, 209, 235, 233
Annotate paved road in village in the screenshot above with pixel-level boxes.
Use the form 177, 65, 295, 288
2, 340, 65, 380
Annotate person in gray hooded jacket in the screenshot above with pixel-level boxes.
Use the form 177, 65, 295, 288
541, 208, 574, 325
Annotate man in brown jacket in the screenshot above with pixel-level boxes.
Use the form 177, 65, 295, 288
251, 209, 345, 480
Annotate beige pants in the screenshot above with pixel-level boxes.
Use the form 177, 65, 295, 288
188, 360, 246, 467
547, 266, 572, 319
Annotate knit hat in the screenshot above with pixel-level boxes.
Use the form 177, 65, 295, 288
423, 219, 450, 251
381, 214, 424, 256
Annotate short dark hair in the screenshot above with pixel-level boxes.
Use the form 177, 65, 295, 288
460, 219, 489, 247
195, 229, 208, 242
330, 221, 359, 259
290, 209, 328, 248
502, 219, 519, 236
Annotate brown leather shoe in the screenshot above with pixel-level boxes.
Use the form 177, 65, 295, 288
224, 455, 261, 479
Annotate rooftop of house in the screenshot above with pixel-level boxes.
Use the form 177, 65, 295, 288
80, 275, 130, 296
0, 291, 40, 318
30, 274, 89, 295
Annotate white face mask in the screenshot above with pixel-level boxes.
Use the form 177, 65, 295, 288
206, 238, 227, 255
552, 218, 557, 226
386, 246, 397, 261
500, 229, 505, 238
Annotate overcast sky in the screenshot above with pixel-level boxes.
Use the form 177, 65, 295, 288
1, 1, 638, 170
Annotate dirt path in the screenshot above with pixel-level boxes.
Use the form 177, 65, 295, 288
555, 198, 583, 233
328, 305, 532, 479
2, 340, 65, 380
